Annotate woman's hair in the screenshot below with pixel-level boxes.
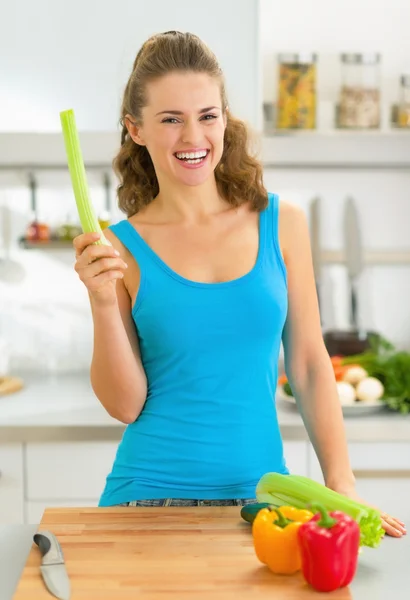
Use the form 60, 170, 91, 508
113, 31, 268, 216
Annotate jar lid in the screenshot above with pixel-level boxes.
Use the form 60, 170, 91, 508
278, 53, 317, 64
341, 53, 381, 65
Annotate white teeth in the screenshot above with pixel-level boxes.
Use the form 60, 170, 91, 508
176, 150, 208, 160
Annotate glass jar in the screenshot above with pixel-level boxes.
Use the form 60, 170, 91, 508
337, 53, 381, 129
25, 213, 50, 242
276, 53, 317, 130
398, 74, 410, 128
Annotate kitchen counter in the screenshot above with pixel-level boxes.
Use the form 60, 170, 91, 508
0, 524, 38, 600
0, 372, 409, 443
5, 507, 410, 600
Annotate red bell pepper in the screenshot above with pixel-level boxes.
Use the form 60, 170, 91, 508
297, 502, 360, 593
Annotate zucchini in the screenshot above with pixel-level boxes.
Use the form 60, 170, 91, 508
240, 502, 271, 524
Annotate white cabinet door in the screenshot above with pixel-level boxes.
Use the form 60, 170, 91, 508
0, 444, 24, 524
26, 442, 119, 500
308, 442, 410, 483
353, 477, 410, 520
308, 442, 410, 518
283, 441, 309, 476
2, 0, 260, 132
26, 499, 100, 525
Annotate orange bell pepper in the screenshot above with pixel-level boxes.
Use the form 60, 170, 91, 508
252, 505, 314, 575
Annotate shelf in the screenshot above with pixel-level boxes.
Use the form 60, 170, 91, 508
18, 238, 74, 250
17, 238, 410, 266
1, 130, 410, 172
261, 130, 410, 170
321, 249, 410, 266
0, 132, 118, 170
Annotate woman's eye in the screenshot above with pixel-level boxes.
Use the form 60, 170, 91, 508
161, 114, 217, 124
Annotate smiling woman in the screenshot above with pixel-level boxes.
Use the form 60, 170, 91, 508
113, 31, 267, 217
71, 31, 405, 539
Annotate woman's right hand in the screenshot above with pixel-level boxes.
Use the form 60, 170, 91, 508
73, 232, 128, 306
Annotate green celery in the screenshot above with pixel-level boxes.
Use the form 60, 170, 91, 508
60, 109, 109, 245
256, 472, 385, 548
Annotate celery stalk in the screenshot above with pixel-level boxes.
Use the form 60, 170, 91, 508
60, 109, 109, 245
256, 473, 385, 548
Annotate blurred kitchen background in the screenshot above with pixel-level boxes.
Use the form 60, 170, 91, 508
1, 0, 410, 374
2, 0, 410, 528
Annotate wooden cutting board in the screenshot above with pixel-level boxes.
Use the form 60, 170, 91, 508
13, 507, 352, 599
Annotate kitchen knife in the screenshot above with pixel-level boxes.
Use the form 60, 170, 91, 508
33, 531, 71, 600
343, 197, 363, 332
309, 196, 322, 321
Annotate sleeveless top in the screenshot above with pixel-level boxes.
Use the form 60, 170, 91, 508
98, 192, 289, 506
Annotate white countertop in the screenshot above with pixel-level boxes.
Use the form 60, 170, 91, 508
1, 371, 410, 443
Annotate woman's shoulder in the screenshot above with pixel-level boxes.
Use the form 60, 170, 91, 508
266, 193, 305, 223
274, 197, 310, 257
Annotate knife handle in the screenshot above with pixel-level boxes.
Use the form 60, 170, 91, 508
350, 282, 359, 329
33, 531, 65, 565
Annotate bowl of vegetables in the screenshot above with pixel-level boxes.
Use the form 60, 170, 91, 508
277, 336, 410, 416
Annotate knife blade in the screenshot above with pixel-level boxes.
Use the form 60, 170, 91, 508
33, 531, 71, 600
343, 197, 363, 330
309, 196, 322, 320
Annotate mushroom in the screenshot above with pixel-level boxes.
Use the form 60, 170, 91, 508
343, 366, 368, 386
336, 381, 357, 405
355, 377, 384, 402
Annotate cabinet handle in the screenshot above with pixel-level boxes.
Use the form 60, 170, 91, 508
354, 469, 410, 479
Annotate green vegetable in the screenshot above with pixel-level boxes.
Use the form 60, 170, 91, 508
240, 502, 271, 524
342, 335, 410, 414
60, 108, 109, 245
256, 473, 385, 548
283, 382, 293, 396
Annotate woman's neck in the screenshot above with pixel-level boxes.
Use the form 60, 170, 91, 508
151, 178, 229, 224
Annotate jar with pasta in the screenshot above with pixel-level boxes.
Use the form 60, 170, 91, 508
276, 53, 317, 130
397, 74, 410, 128
337, 53, 381, 129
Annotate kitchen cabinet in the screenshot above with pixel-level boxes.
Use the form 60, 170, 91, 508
26, 499, 98, 525
308, 442, 410, 518
0, 444, 24, 524
1, 439, 409, 524
1, 0, 260, 133
25, 441, 118, 500
283, 441, 309, 476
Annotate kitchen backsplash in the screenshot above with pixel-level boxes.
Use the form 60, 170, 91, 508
0, 168, 409, 374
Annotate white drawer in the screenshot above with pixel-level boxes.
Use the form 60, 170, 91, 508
283, 441, 308, 476
0, 444, 24, 524
348, 442, 410, 473
26, 442, 118, 500
26, 499, 99, 525
308, 442, 410, 482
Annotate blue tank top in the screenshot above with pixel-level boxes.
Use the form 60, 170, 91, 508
99, 192, 288, 506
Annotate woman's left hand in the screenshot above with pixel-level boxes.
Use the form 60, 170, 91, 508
332, 486, 406, 538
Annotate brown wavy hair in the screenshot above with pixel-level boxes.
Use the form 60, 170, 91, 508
113, 31, 268, 217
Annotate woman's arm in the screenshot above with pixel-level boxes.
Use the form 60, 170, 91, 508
74, 228, 147, 424
90, 273, 148, 424
278, 201, 405, 537
278, 201, 354, 490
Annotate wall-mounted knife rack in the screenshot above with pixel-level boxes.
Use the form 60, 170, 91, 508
320, 249, 410, 266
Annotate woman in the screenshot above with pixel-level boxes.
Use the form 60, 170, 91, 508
74, 31, 405, 537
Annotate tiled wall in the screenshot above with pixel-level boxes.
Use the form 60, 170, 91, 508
1, 165, 409, 376
0, 174, 123, 373
264, 169, 410, 348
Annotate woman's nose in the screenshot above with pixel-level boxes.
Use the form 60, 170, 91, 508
181, 119, 202, 145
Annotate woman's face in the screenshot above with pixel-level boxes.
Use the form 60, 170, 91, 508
128, 71, 227, 189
